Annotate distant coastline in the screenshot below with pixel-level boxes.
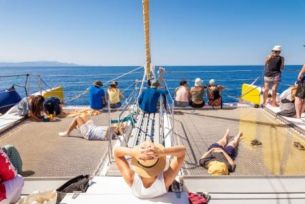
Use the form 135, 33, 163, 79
0, 61, 301, 67
0, 61, 79, 67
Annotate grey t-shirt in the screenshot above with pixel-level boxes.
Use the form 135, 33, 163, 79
17, 97, 29, 116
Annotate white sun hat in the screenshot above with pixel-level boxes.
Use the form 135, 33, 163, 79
194, 78, 202, 86
209, 79, 216, 85
272, 45, 282, 51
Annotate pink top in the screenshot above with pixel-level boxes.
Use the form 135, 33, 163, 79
175, 86, 189, 102
0, 149, 17, 201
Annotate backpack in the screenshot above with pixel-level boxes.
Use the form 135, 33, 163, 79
278, 99, 296, 117
2, 145, 23, 174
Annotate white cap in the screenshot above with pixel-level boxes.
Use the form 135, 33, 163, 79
194, 78, 202, 86
272, 45, 282, 51
209, 79, 215, 85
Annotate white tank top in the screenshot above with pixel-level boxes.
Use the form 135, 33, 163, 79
131, 173, 167, 199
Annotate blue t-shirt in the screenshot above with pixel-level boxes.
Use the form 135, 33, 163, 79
88, 86, 105, 110
138, 88, 168, 113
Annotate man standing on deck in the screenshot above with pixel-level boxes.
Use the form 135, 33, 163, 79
263, 45, 285, 107
88, 80, 106, 110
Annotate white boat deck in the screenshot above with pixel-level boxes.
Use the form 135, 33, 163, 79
60, 176, 188, 204
264, 104, 305, 136
183, 176, 305, 204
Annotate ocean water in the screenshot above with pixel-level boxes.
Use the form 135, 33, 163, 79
0, 65, 302, 106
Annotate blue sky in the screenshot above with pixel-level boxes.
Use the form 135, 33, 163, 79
0, 0, 304, 65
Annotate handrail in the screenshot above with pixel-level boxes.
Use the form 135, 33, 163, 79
65, 66, 143, 103
104, 66, 143, 85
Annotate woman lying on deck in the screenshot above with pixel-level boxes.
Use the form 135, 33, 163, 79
199, 129, 242, 176
58, 115, 126, 140
114, 141, 186, 199
17, 95, 45, 122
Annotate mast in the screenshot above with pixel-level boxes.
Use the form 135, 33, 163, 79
142, 0, 151, 80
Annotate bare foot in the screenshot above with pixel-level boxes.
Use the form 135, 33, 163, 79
271, 102, 279, 107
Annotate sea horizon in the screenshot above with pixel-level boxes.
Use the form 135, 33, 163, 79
0, 65, 301, 106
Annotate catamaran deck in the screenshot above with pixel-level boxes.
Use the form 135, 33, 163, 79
1, 107, 305, 179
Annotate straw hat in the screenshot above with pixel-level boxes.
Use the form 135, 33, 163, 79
194, 78, 202, 87
272, 45, 282, 52
207, 161, 229, 176
131, 142, 166, 178
93, 80, 103, 87
209, 79, 216, 86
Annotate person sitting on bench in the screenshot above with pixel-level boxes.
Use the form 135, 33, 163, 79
114, 141, 186, 199
138, 80, 168, 113
199, 129, 242, 175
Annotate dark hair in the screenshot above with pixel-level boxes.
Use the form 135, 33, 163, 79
30, 95, 45, 118
180, 80, 187, 86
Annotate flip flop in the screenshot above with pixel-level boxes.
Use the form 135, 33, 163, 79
251, 139, 262, 146
293, 141, 305, 150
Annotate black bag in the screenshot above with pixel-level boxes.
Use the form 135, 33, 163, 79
56, 175, 90, 203
278, 99, 296, 117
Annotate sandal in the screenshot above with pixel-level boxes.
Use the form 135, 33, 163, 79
293, 142, 305, 150
251, 139, 262, 146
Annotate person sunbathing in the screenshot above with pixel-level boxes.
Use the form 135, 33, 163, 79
114, 141, 186, 199
58, 115, 126, 140
199, 129, 242, 175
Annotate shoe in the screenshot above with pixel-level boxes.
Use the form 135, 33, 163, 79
58, 131, 68, 137
294, 141, 305, 150
251, 139, 262, 146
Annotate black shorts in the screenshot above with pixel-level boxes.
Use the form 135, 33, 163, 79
190, 101, 205, 108
296, 83, 305, 99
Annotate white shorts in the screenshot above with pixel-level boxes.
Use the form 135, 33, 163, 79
78, 120, 108, 140
264, 74, 281, 83
1, 175, 24, 204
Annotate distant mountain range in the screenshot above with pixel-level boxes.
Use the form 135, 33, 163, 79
0, 61, 79, 67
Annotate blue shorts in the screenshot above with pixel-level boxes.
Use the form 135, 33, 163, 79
208, 143, 237, 159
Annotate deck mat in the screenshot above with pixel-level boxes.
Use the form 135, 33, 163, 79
0, 112, 118, 177
173, 108, 305, 176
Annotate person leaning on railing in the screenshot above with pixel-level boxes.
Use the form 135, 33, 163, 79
114, 141, 186, 199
